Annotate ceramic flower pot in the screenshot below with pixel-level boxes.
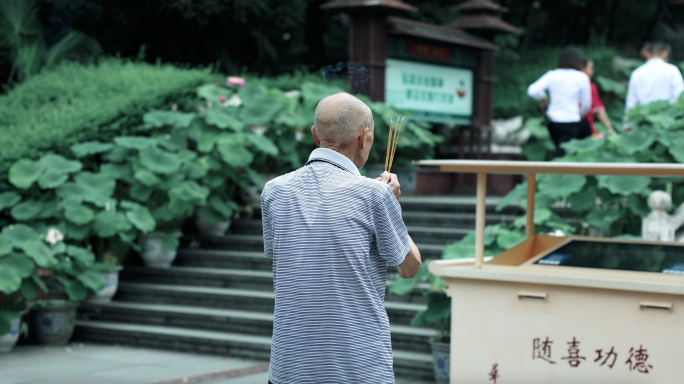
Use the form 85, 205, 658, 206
0, 317, 21, 353
240, 174, 277, 208
139, 235, 178, 268
431, 341, 450, 384
34, 301, 79, 345
88, 266, 123, 303
195, 207, 232, 237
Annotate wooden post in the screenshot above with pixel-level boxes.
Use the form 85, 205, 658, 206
526, 173, 536, 239
474, 172, 487, 268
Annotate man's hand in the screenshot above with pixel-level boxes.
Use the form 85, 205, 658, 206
377, 171, 401, 200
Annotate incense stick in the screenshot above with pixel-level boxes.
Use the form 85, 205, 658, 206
385, 118, 394, 172
388, 117, 403, 173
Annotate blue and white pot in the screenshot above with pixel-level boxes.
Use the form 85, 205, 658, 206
195, 207, 232, 237
88, 266, 123, 303
363, 164, 418, 194
139, 235, 178, 268
0, 317, 21, 353
34, 301, 79, 345
431, 341, 450, 384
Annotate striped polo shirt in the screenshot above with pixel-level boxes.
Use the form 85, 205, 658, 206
261, 148, 411, 384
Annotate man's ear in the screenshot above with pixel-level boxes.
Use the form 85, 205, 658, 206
358, 127, 367, 150
311, 126, 321, 146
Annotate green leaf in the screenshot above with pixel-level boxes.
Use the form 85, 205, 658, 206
100, 163, 132, 180
596, 175, 651, 196
217, 142, 254, 167
20, 278, 39, 300
56, 277, 88, 301
586, 208, 622, 232
169, 181, 209, 205
627, 195, 650, 218
566, 179, 598, 213
64, 205, 95, 226
0, 268, 21, 294
130, 184, 153, 202
301, 82, 344, 106
495, 229, 525, 250
134, 169, 161, 187
668, 139, 684, 163
0, 253, 34, 278
0, 234, 13, 257
0, 192, 21, 211
522, 118, 550, 140
237, 83, 268, 104
208, 195, 233, 218
9, 159, 45, 189
421, 295, 451, 325
614, 130, 656, 155
103, 147, 130, 162
162, 233, 179, 251
205, 108, 245, 130
200, 206, 225, 224
239, 91, 287, 125
65, 223, 90, 240
74, 171, 116, 198
40, 154, 82, 173
521, 140, 550, 161
144, 111, 194, 128
562, 138, 604, 154
22, 240, 57, 268
93, 211, 132, 238
139, 146, 182, 174
126, 207, 156, 233
2, 225, 39, 248
183, 161, 208, 179
247, 134, 279, 156
77, 271, 105, 293
10, 201, 42, 221
537, 174, 586, 199
197, 83, 233, 103
70, 141, 113, 158
38, 170, 69, 189
388, 277, 417, 296
114, 136, 157, 149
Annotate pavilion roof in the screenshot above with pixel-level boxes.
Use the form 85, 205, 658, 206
387, 16, 499, 51
321, 0, 418, 12
447, 14, 519, 34
453, 0, 508, 13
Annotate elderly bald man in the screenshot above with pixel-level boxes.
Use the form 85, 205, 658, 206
261, 92, 422, 384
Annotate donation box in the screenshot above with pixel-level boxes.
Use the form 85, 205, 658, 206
416, 160, 684, 383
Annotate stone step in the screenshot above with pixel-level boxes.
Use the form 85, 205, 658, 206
73, 320, 434, 380
120, 266, 428, 305
78, 301, 436, 354
115, 283, 427, 327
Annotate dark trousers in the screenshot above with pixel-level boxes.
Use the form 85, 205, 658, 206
547, 121, 590, 158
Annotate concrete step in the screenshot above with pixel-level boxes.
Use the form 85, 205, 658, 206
73, 320, 434, 380
398, 195, 522, 215
114, 282, 426, 327
78, 301, 436, 354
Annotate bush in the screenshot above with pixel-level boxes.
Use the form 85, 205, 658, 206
0, 58, 217, 175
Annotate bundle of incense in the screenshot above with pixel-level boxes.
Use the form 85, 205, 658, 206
384, 117, 405, 173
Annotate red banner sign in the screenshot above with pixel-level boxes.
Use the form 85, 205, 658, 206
409, 43, 452, 60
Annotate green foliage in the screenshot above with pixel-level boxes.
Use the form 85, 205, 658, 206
0, 58, 215, 175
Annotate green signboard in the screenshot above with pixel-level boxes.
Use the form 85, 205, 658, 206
385, 58, 473, 125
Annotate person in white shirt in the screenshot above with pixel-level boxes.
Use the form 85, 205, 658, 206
625, 41, 684, 114
527, 47, 591, 157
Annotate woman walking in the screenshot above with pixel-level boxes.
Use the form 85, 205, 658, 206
580, 58, 616, 137
527, 47, 591, 157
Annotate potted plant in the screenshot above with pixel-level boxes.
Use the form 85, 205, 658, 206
0, 297, 28, 353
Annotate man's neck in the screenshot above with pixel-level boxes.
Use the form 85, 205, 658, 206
319, 142, 357, 165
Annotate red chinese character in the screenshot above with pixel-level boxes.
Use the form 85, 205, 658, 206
561, 337, 586, 367
533, 337, 556, 364
626, 345, 653, 373
488, 363, 500, 383
594, 347, 618, 368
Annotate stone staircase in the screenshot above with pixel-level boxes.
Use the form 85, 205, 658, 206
74, 195, 521, 381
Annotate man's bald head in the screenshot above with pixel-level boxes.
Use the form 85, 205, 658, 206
314, 93, 373, 145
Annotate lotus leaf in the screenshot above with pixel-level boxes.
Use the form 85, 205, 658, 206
614, 130, 656, 155
65, 223, 90, 240
144, 110, 194, 128
566, 180, 598, 213
66, 245, 95, 263
0, 192, 21, 211
10, 201, 42, 221
57, 182, 88, 205
130, 184, 153, 202
198, 128, 219, 152
162, 233, 180, 251
100, 163, 132, 180
586, 208, 622, 232
139, 146, 182, 174
537, 174, 586, 199
71, 141, 113, 158
239, 92, 287, 125
646, 113, 675, 129
561, 138, 604, 154
496, 182, 527, 211
104, 147, 131, 162
594, 75, 627, 98
77, 271, 105, 292
74, 171, 116, 198
51, 242, 66, 255
209, 196, 233, 218
596, 175, 651, 195
183, 162, 208, 179
247, 134, 279, 156
668, 139, 684, 163
202, 173, 225, 189
0, 234, 13, 257
301, 82, 345, 106
217, 142, 254, 167
2, 224, 39, 248
64, 205, 95, 226
38, 170, 69, 189
134, 169, 161, 187
0, 268, 21, 294
627, 195, 650, 218
9, 159, 45, 189
20, 278, 39, 300
197, 84, 233, 103
126, 207, 156, 233
0, 253, 33, 278
205, 109, 245, 130
495, 229, 525, 250
159, 133, 189, 151
93, 211, 132, 238
237, 84, 267, 104
114, 136, 157, 149
169, 181, 209, 205
56, 277, 88, 301
22, 240, 57, 268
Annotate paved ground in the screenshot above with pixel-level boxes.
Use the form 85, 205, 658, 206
1, 343, 436, 384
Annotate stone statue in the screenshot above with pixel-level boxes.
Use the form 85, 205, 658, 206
642, 190, 684, 242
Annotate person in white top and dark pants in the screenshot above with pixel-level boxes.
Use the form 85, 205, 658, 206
625, 41, 684, 116
527, 47, 591, 157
